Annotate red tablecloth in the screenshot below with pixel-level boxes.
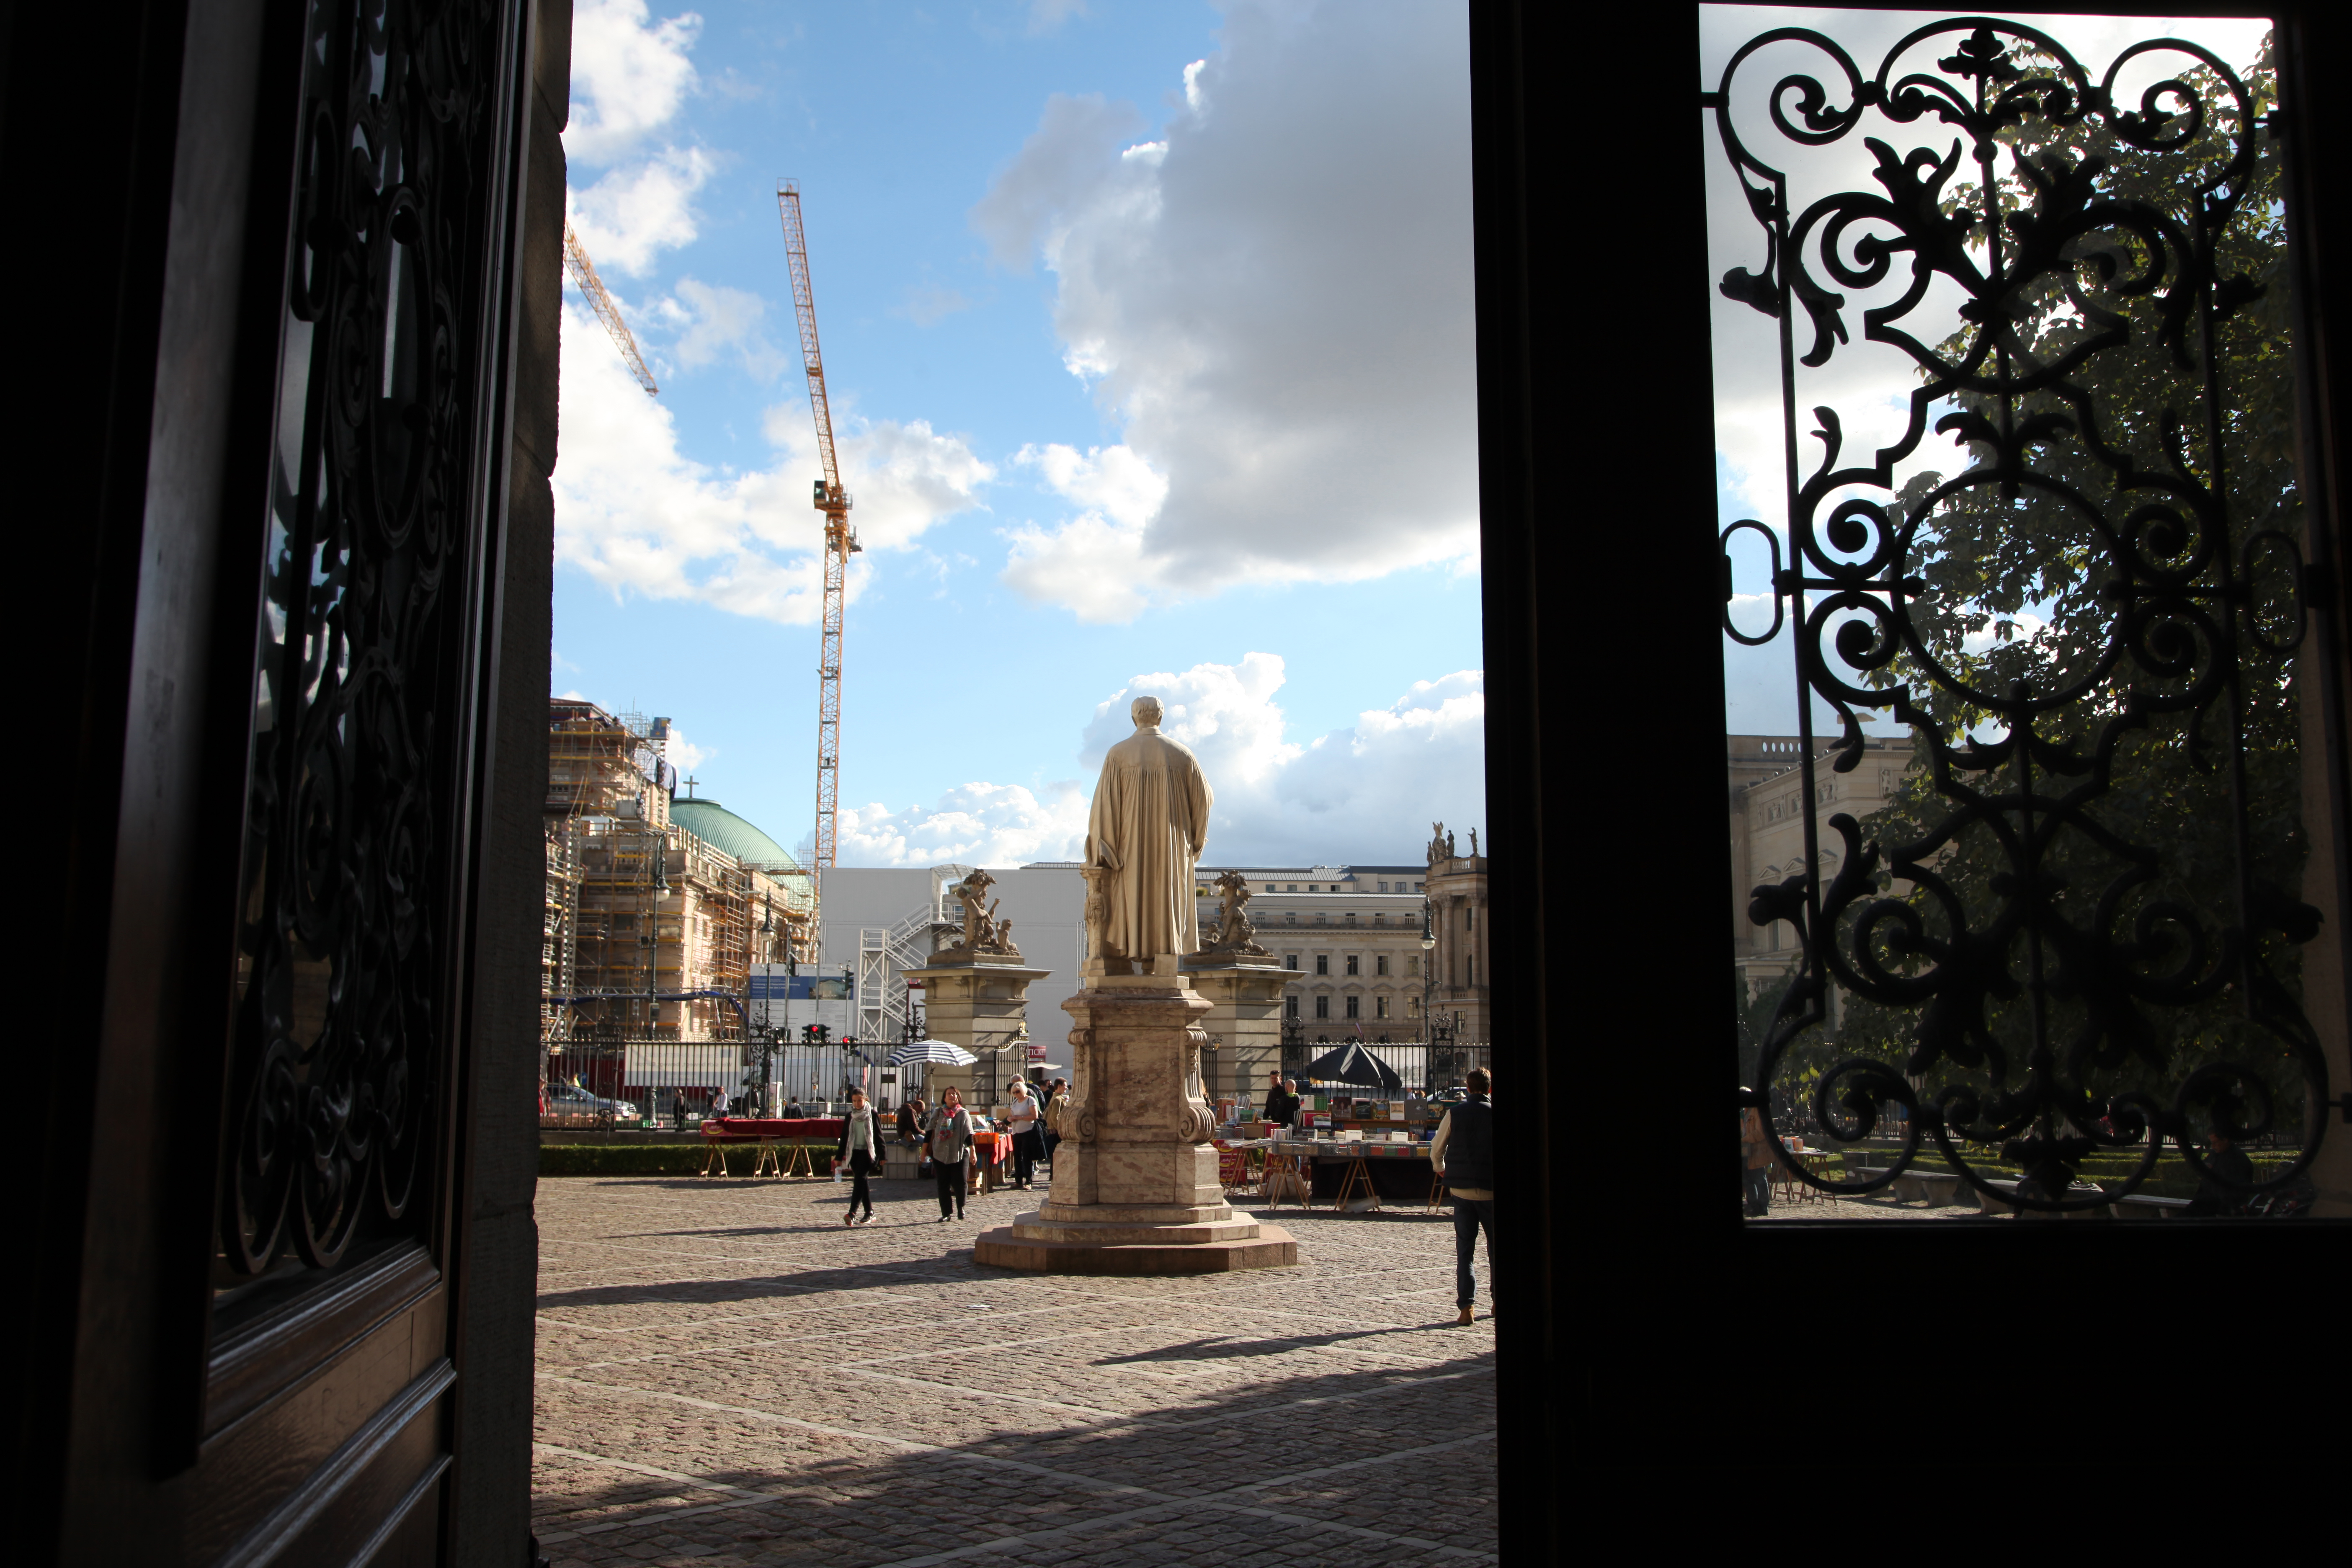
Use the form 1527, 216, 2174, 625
970, 1130, 1010, 1166
702, 1117, 844, 1142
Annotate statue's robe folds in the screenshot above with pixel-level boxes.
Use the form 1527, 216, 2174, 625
1086, 726, 1212, 964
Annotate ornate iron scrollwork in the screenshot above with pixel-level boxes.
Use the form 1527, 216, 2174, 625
1715, 20, 2330, 1211
218, 0, 507, 1277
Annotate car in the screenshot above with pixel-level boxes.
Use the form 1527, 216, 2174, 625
541, 1083, 643, 1127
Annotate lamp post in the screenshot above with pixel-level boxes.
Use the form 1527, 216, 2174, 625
1419, 899, 1437, 1050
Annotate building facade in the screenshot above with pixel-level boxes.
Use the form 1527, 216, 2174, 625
1728, 731, 1916, 998
1192, 860, 1483, 1042
543, 700, 814, 1058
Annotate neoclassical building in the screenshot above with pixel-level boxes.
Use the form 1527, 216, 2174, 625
1190, 862, 1456, 1041
1728, 731, 1915, 997
1189, 844, 1490, 1044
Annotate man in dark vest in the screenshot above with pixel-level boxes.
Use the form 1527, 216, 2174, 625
1431, 1068, 1494, 1326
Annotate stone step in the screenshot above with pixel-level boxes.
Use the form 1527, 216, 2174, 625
1010, 1216, 1263, 1246
974, 1223, 1298, 1275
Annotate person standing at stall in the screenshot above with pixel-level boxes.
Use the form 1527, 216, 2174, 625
833, 1087, 885, 1228
1006, 1080, 1041, 1190
1262, 1070, 1299, 1130
926, 1087, 974, 1222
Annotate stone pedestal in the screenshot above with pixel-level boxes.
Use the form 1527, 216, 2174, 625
974, 975, 1295, 1274
902, 958, 1049, 1109
1182, 956, 1289, 1112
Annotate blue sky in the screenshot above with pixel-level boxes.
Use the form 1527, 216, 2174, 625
553, 0, 1485, 869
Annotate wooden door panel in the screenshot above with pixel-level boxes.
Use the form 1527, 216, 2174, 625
194, 1277, 449, 1560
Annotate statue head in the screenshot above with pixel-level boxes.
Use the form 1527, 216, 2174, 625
1131, 696, 1164, 728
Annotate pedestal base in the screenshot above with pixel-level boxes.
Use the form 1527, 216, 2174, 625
974, 1213, 1298, 1274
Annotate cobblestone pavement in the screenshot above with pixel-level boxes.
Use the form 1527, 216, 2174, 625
531, 1171, 1497, 1566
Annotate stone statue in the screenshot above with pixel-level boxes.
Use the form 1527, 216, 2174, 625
1084, 696, 1212, 972
1428, 821, 1456, 866
1200, 868, 1268, 957
1469, 828, 1479, 856
939, 867, 1021, 960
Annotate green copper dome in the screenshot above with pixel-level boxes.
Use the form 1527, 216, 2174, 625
669, 797, 799, 870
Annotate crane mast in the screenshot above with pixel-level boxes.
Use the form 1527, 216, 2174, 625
776, 180, 859, 892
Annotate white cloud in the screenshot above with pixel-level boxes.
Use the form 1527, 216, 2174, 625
553, 304, 993, 622
568, 146, 714, 277
564, 1, 712, 277
971, 1, 1479, 616
836, 783, 1091, 869
834, 655, 1485, 867
665, 725, 713, 775
1026, 0, 1089, 36
672, 277, 788, 381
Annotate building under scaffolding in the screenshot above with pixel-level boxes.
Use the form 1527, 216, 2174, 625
542, 699, 815, 1121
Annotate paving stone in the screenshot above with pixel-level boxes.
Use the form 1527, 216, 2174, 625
533, 1174, 1497, 1565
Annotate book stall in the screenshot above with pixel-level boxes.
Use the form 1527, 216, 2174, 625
1216, 1093, 1451, 1211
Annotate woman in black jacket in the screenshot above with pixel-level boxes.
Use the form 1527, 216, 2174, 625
833, 1088, 886, 1227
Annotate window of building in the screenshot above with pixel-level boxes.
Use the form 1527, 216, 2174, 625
1315, 913, 1328, 926
1415, 882, 1424, 892
1407, 954, 1420, 977
1344, 995, 1360, 1019
1376, 881, 1388, 892
1287, 884, 1298, 892
1375, 954, 1389, 977
1467, 957, 1477, 985
1375, 995, 1389, 1019
1408, 994, 1421, 1015
1315, 954, 1329, 975
1266, 884, 1277, 893
1465, 907, 1475, 929
1345, 954, 1359, 976
1284, 954, 1299, 970
1314, 995, 1329, 1019
1285, 995, 1299, 1019
1284, 911, 1297, 925
1345, 912, 1357, 926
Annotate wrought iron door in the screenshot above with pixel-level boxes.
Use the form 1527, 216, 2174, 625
1713, 18, 2333, 1210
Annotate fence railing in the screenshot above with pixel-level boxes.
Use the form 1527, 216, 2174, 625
543, 1037, 904, 1129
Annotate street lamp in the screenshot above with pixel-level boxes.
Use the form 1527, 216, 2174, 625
1420, 900, 1437, 1042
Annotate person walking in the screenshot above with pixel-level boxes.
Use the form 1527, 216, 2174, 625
834, 1087, 885, 1227
1430, 1068, 1495, 1327
1006, 1081, 1041, 1190
1739, 1093, 1772, 1217
926, 1087, 975, 1222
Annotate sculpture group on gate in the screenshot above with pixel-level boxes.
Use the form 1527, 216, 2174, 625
938, 867, 1021, 961
1199, 868, 1269, 957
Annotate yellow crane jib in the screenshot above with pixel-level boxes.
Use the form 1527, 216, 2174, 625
562, 221, 658, 397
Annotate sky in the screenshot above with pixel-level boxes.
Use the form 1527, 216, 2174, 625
1700, 7, 2274, 737
552, 0, 1485, 870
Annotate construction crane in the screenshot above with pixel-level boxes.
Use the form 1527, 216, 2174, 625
776, 179, 861, 892
562, 221, 658, 396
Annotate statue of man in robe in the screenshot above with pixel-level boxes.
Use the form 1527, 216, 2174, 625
1084, 696, 1212, 971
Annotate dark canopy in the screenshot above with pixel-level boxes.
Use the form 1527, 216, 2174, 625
1304, 1042, 1403, 1092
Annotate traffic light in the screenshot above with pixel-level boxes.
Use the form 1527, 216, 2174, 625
812, 1024, 831, 1045
801, 1023, 818, 1044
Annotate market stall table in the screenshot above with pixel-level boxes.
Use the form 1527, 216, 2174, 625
698, 1117, 846, 1179
1271, 1137, 1436, 1209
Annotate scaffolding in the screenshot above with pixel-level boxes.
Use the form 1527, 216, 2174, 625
542, 698, 815, 1123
